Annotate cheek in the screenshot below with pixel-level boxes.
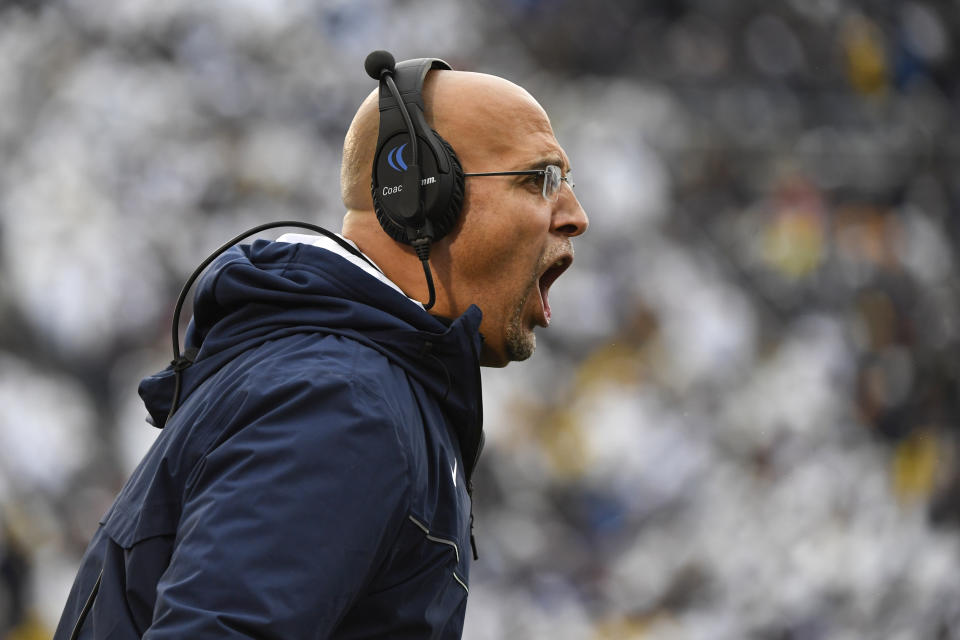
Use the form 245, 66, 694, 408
462, 196, 545, 250
452, 187, 549, 289
458, 236, 534, 294
453, 198, 514, 274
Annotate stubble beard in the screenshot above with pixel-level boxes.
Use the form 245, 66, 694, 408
504, 308, 536, 362
503, 242, 572, 363
503, 270, 541, 362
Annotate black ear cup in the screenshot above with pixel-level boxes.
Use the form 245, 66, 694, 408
373, 181, 411, 244
372, 129, 464, 245
424, 131, 464, 242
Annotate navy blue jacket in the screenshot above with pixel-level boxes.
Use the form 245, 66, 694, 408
55, 239, 485, 639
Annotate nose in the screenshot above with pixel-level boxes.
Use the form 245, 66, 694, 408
552, 184, 589, 237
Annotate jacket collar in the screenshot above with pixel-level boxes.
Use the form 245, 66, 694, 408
139, 239, 485, 478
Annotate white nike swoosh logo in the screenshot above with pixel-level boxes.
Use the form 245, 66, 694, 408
451, 459, 458, 488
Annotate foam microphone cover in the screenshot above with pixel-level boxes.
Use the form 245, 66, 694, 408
365, 50, 396, 80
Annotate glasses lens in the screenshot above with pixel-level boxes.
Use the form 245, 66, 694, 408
543, 165, 561, 201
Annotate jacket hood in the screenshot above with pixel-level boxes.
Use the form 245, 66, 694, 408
139, 239, 484, 474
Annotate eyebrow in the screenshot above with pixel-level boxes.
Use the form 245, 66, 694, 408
519, 155, 571, 174
538, 153, 571, 171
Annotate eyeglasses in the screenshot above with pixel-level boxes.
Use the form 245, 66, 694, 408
463, 164, 574, 202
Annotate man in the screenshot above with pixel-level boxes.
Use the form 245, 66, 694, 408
55, 59, 587, 639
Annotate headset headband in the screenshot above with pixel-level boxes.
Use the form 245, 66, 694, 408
376, 58, 453, 177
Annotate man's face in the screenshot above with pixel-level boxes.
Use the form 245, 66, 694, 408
434, 84, 589, 367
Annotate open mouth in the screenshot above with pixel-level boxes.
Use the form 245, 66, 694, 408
537, 255, 572, 327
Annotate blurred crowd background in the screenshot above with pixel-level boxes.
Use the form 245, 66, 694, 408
1, 0, 959, 638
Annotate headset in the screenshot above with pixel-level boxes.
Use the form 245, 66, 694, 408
364, 50, 466, 311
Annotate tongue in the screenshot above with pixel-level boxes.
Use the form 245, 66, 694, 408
539, 280, 552, 325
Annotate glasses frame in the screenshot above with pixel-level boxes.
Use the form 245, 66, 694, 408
463, 164, 573, 202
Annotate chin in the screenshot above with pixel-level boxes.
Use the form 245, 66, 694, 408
479, 311, 537, 367
479, 345, 511, 368
481, 330, 535, 367
479, 341, 535, 367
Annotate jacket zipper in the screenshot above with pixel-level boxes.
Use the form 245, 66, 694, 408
68, 569, 102, 640
466, 430, 485, 560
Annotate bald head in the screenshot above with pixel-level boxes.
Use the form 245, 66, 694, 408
339, 70, 551, 213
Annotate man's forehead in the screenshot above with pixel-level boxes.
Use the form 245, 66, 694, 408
474, 129, 570, 173
458, 133, 568, 173
422, 69, 571, 169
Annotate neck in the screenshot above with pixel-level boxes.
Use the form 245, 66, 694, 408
342, 209, 451, 313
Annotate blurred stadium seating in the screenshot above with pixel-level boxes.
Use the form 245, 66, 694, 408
1, 1, 958, 638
